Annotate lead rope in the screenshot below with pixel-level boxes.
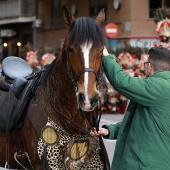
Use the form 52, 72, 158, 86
67, 52, 110, 169
59, 52, 109, 169
46, 75, 90, 135
95, 59, 110, 170
97, 100, 110, 170
79, 99, 110, 170
5, 67, 45, 170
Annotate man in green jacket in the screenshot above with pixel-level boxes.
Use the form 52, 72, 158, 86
91, 46, 170, 170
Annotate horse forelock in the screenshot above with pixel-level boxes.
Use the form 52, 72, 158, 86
66, 17, 106, 47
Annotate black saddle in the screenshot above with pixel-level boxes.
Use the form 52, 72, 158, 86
0, 56, 43, 131
2, 56, 33, 81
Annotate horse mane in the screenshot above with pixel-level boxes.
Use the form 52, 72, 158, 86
66, 17, 106, 47
38, 17, 106, 120
40, 53, 62, 85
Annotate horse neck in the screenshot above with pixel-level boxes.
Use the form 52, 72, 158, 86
50, 55, 76, 108
42, 53, 94, 134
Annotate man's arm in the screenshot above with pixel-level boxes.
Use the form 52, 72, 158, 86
102, 53, 165, 106
102, 122, 121, 139
90, 122, 121, 140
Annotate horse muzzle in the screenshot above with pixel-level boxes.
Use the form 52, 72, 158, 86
77, 92, 99, 111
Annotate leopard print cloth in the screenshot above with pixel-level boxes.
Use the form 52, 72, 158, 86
37, 117, 104, 170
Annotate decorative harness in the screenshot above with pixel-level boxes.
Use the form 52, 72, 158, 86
67, 53, 103, 93
47, 52, 103, 135
0, 57, 46, 170
1, 52, 110, 169
46, 52, 110, 170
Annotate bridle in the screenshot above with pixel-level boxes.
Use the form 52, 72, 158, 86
47, 47, 110, 170
47, 49, 103, 134
67, 49, 103, 93
67, 48, 104, 128
66, 49, 110, 170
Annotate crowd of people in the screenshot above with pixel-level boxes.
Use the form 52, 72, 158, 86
22, 44, 60, 67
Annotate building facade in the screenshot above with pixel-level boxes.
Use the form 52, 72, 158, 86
0, 0, 169, 59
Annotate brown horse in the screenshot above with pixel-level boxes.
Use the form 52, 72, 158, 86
0, 6, 108, 170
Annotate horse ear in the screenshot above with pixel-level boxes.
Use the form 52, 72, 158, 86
63, 5, 75, 26
96, 8, 105, 25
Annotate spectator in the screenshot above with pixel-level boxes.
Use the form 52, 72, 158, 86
91, 46, 170, 170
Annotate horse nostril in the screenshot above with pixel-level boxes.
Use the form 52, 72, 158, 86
91, 93, 99, 104
78, 93, 85, 102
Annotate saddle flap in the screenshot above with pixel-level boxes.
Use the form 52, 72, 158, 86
0, 77, 10, 91
2, 56, 33, 80
13, 77, 28, 99
0, 86, 17, 131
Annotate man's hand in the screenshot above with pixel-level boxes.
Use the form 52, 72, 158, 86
103, 46, 109, 56
90, 127, 109, 136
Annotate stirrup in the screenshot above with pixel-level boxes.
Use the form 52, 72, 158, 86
14, 151, 34, 170
5, 161, 10, 170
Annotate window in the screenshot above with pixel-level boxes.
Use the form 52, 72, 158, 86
164, 0, 170, 7
51, 0, 66, 27
89, 0, 107, 21
149, 0, 170, 18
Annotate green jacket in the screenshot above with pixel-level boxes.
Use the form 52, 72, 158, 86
102, 55, 170, 170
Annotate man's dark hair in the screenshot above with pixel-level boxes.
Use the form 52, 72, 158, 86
148, 46, 170, 72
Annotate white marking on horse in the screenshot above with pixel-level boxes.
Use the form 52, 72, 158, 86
81, 42, 92, 107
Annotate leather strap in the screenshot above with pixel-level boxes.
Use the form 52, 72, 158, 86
47, 74, 110, 169
5, 85, 17, 169
14, 151, 34, 170
47, 74, 90, 135
75, 68, 98, 81
13, 129, 34, 170
99, 136, 110, 170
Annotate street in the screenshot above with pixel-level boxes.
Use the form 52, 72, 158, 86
100, 113, 124, 164
0, 113, 124, 169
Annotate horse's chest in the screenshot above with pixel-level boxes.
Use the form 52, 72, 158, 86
37, 118, 103, 170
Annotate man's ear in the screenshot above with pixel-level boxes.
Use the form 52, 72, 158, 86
148, 63, 153, 73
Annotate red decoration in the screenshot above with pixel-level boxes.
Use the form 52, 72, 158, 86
26, 51, 39, 67
41, 53, 55, 66
118, 52, 133, 63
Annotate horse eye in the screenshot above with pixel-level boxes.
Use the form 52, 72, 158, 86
68, 47, 74, 55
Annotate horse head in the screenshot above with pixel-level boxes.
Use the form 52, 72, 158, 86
0, 6, 108, 170
62, 6, 106, 112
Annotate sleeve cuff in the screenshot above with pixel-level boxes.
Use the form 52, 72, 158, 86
102, 125, 110, 139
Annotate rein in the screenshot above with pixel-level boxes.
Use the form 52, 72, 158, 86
4, 66, 46, 170
46, 52, 103, 134
66, 51, 103, 131
67, 52, 110, 170
46, 54, 110, 169
47, 74, 96, 135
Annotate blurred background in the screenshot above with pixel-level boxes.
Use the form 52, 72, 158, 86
0, 0, 170, 169
0, 0, 170, 114
0, 0, 168, 60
